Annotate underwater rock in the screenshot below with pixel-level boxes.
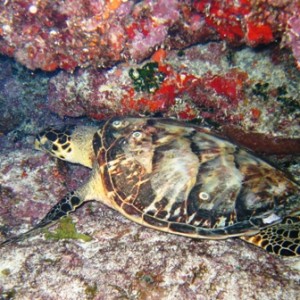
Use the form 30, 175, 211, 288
0, 148, 299, 299
0, 57, 49, 134
222, 125, 300, 155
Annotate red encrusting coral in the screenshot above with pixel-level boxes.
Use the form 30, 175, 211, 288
245, 22, 274, 46
205, 70, 247, 105
194, 0, 251, 44
48, 55, 250, 124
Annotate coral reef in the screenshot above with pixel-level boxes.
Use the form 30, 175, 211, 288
48, 43, 300, 143
0, 0, 300, 71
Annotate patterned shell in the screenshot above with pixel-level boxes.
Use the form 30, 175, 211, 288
92, 118, 300, 238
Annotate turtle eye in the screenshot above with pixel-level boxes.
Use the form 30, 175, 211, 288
132, 131, 143, 139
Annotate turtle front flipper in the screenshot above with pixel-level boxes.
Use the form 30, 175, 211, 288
241, 216, 300, 256
0, 191, 84, 246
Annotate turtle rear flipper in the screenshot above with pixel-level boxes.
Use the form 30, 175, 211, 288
0, 191, 84, 246
241, 216, 300, 256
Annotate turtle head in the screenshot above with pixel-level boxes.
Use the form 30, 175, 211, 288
35, 126, 74, 158
35, 125, 98, 168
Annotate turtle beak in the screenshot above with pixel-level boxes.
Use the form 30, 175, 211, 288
34, 134, 53, 152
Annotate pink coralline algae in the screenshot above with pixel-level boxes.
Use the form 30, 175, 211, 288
0, 0, 203, 71
287, 16, 300, 69
0, 0, 300, 71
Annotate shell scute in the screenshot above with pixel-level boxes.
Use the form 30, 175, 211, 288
97, 118, 300, 239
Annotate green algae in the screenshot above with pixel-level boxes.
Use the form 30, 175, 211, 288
251, 82, 269, 101
1, 268, 11, 276
129, 62, 165, 93
0, 288, 16, 300
85, 283, 98, 299
276, 85, 300, 113
44, 216, 92, 242
177, 49, 185, 57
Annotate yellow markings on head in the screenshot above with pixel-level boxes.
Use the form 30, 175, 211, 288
35, 125, 98, 169
35, 128, 73, 161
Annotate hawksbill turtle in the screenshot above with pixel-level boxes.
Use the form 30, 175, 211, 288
1, 117, 300, 256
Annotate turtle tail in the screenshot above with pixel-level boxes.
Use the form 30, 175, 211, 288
241, 216, 300, 256
0, 191, 84, 246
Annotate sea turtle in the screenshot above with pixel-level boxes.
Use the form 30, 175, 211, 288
1, 117, 300, 256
